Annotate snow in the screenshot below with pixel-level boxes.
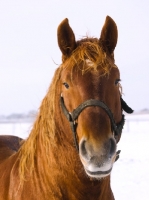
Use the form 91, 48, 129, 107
112, 114, 149, 200
0, 114, 149, 199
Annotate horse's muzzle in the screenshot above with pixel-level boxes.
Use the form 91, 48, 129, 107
79, 137, 117, 179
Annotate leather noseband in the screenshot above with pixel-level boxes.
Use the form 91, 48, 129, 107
60, 96, 133, 152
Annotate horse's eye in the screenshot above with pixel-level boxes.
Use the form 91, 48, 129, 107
115, 79, 121, 85
63, 82, 69, 89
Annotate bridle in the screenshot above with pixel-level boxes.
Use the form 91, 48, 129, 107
60, 95, 133, 152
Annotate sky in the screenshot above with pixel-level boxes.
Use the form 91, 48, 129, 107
0, 0, 149, 115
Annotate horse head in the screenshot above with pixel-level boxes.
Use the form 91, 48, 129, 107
57, 16, 133, 179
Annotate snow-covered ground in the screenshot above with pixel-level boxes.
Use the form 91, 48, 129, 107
112, 114, 149, 200
0, 114, 149, 199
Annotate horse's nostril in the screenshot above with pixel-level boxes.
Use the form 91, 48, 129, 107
80, 140, 87, 156
109, 138, 116, 157
80, 139, 92, 161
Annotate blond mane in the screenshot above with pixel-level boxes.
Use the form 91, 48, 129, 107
18, 37, 117, 180
19, 67, 62, 180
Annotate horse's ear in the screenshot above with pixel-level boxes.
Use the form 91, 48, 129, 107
100, 16, 118, 54
57, 18, 76, 59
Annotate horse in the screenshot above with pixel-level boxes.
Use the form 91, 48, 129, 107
0, 16, 133, 200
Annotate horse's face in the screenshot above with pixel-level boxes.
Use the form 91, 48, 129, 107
58, 16, 122, 179
60, 61, 121, 178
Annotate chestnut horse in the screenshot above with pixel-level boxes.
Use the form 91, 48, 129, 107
0, 16, 133, 200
